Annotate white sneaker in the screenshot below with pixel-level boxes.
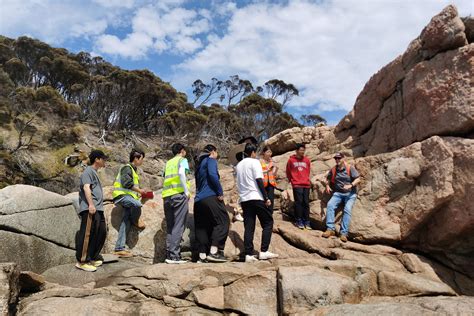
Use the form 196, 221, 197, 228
234, 213, 244, 222
165, 258, 188, 264
258, 251, 279, 260
245, 255, 258, 263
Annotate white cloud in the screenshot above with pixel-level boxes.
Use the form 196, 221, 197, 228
92, 0, 135, 8
174, 0, 473, 112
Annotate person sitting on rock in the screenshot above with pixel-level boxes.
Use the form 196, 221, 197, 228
322, 152, 361, 242
286, 143, 312, 230
75, 149, 108, 272
236, 143, 279, 262
162, 143, 192, 264
112, 149, 148, 258
194, 144, 230, 263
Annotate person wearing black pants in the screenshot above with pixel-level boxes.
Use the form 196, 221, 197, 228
236, 143, 279, 262
194, 144, 230, 262
241, 200, 273, 256
293, 187, 310, 224
194, 196, 229, 258
76, 211, 107, 264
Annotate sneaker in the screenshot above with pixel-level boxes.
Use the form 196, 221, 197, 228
322, 230, 336, 238
90, 260, 103, 267
207, 252, 228, 263
133, 218, 146, 230
295, 219, 304, 230
245, 255, 259, 263
258, 251, 279, 260
340, 235, 348, 242
114, 250, 133, 258
304, 221, 313, 230
234, 213, 244, 222
75, 262, 97, 272
165, 258, 188, 264
196, 258, 209, 263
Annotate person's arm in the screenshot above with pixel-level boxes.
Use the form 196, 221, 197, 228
286, 160, 292, 183
207, 159, 224, 197
325, 170, 333, 194
254, 161, 271, 206
83, 184, 96, 214
343, 166, 361, 190
178, 161, 190, 197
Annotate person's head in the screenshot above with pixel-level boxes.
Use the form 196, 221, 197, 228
89, 149, 108, 168
203, 144, 218, 159
261, 146, 272, 160
333, 152, 345, 167
295, 143, 306, 158
129, 149, 145, 166
244, 143, 257, 158
172, 143, 186, 157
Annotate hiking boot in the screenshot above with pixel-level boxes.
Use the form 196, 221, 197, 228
114, 250, 133, 258
207, 252, 228, 263
322, 230, 336, 238
165, 258, 188, 264
245, 255, 259, 263
258, 251, 279, 260
90, 260, 103, 267
304, 221, 313, 230
233, 213, 244, 222
295, 219, 305, 230
133, 218, 146, 230
75, 262, 97, 272
340, 235, 348, 243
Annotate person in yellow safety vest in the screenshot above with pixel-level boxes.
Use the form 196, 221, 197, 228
162, 143, 191, 264
260, 146, 278, 212
112, 149, 148, 258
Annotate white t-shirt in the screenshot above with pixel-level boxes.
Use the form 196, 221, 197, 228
236, 157, 264, 202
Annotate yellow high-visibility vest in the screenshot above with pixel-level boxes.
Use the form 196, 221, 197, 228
112, 164, 140, 200
162, 156, 190, 198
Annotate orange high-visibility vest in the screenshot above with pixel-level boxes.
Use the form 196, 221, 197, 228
261, 159, 277, 187
330, 162, 351, 184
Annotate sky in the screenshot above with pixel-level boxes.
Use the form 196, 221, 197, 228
1, 0, 472, 126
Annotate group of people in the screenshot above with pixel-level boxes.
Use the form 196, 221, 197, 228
74, 140, 360, 272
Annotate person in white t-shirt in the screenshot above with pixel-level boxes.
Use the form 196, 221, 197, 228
236, 143, 279, 262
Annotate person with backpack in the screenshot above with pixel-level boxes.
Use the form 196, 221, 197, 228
194, 144, 229, 263
162, 143, 191, 264
322, 152, 360, 242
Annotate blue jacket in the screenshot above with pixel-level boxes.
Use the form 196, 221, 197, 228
195, 156, 223, 202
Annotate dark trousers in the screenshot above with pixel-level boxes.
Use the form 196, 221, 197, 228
75, 211, 107, 263
265, 185, 275, 212
293, 187, 310, 221
194, 196, 230, 254
241, 200, 274, 255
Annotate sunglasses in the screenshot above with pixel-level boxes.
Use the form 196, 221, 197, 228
334, 157, 342, 160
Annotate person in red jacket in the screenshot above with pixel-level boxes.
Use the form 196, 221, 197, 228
286, 143, 312, 230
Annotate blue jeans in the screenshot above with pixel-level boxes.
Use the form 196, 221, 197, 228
326, 191, 357, 236
114, 195, 142, 251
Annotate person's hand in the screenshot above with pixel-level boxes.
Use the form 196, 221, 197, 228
88, 204, 97, 215
325, 185, 332, 194
217, 196, 224, 201
138, 189, 146, 196
343, 184, 353, 191
265, 199, 272, 207
186, 192, 192, 200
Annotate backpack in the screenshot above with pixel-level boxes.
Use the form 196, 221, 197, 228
330, 162, 351, 184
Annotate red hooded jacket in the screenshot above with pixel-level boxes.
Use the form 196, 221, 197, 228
286, 154, 311, 188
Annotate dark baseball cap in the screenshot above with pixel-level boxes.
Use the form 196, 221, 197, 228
333, 152, 344, 159
89, 150, 109, 163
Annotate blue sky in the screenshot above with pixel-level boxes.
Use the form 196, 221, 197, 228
1, 0, 472, 126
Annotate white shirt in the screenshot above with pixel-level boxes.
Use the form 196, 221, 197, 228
236, 157, 264, 202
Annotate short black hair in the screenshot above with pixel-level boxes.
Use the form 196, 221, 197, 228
295, 143, 306, 150
89, 149, 108, 164
129, 149, 145, 163
172, 143, 185, 156
203, 144, 217, 153
243, 143, 257, 156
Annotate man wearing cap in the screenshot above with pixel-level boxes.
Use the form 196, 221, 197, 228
75, 150, 108, 272
112, 149, 148, 258
322, 152, 360, 242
